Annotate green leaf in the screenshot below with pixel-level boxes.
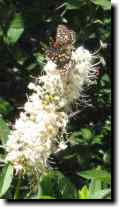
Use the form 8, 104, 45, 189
0, 164, 13, 198
89, 188, 111, 199
40, 171, 77, 199
79, 169, 111, 184
40, 195, 56, 199
64, 0, 82, 10
101, 73, 111, 83
7, 14, 24, 44
79, 178, 111, 199
92, 135, 102, 144
79, 185, 89, 199
81, 128, 93, 141
90, 0, 111, 10
0, 99, 13, 115
69, 131, 83, 145
0, 118, 10, 144
88, 179, 101, 197
89, 178, 111, 199
85, 177, 111, 199
103, 152, 111, 164
35, 53, 45, 65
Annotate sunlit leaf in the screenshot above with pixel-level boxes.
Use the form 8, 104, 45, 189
79, 185, 89, 199
89, 179, 101, 196
89, 188, 111, 199
79, 169, 111, 184
39, 195, 56, 199
0, 164, 13, 198
88, 178, 111, 199
81, 128, 94, 141
90, 0, 111, 10
7, 14, 24, 44
0, 118, 10, 144
64, 0, 82, 10
79, 179, 111, 199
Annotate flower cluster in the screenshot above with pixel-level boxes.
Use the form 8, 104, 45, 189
5, 46, 97, 175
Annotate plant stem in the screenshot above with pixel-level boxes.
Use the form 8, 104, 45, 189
14, 177, 21, 199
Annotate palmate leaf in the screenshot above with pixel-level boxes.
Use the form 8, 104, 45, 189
7, 14, 24, 44
0, 164, 13, 198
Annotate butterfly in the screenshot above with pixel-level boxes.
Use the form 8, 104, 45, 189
46, 24, 76, 75
55, 24, 76, 46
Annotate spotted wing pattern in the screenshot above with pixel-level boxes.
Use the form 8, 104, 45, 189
46, 24, 76, 75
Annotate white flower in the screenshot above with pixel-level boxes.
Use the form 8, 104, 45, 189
72, 46, 92, 64
58, 141, 68, 151
44, 60, 57, 75
28, 82, 36, 90
5, 45, 97, 176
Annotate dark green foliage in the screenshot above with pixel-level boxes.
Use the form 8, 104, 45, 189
40, 171, 78, 199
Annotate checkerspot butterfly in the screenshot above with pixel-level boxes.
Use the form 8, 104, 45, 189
46, 24, 76, 75
55, 24, 76, 46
